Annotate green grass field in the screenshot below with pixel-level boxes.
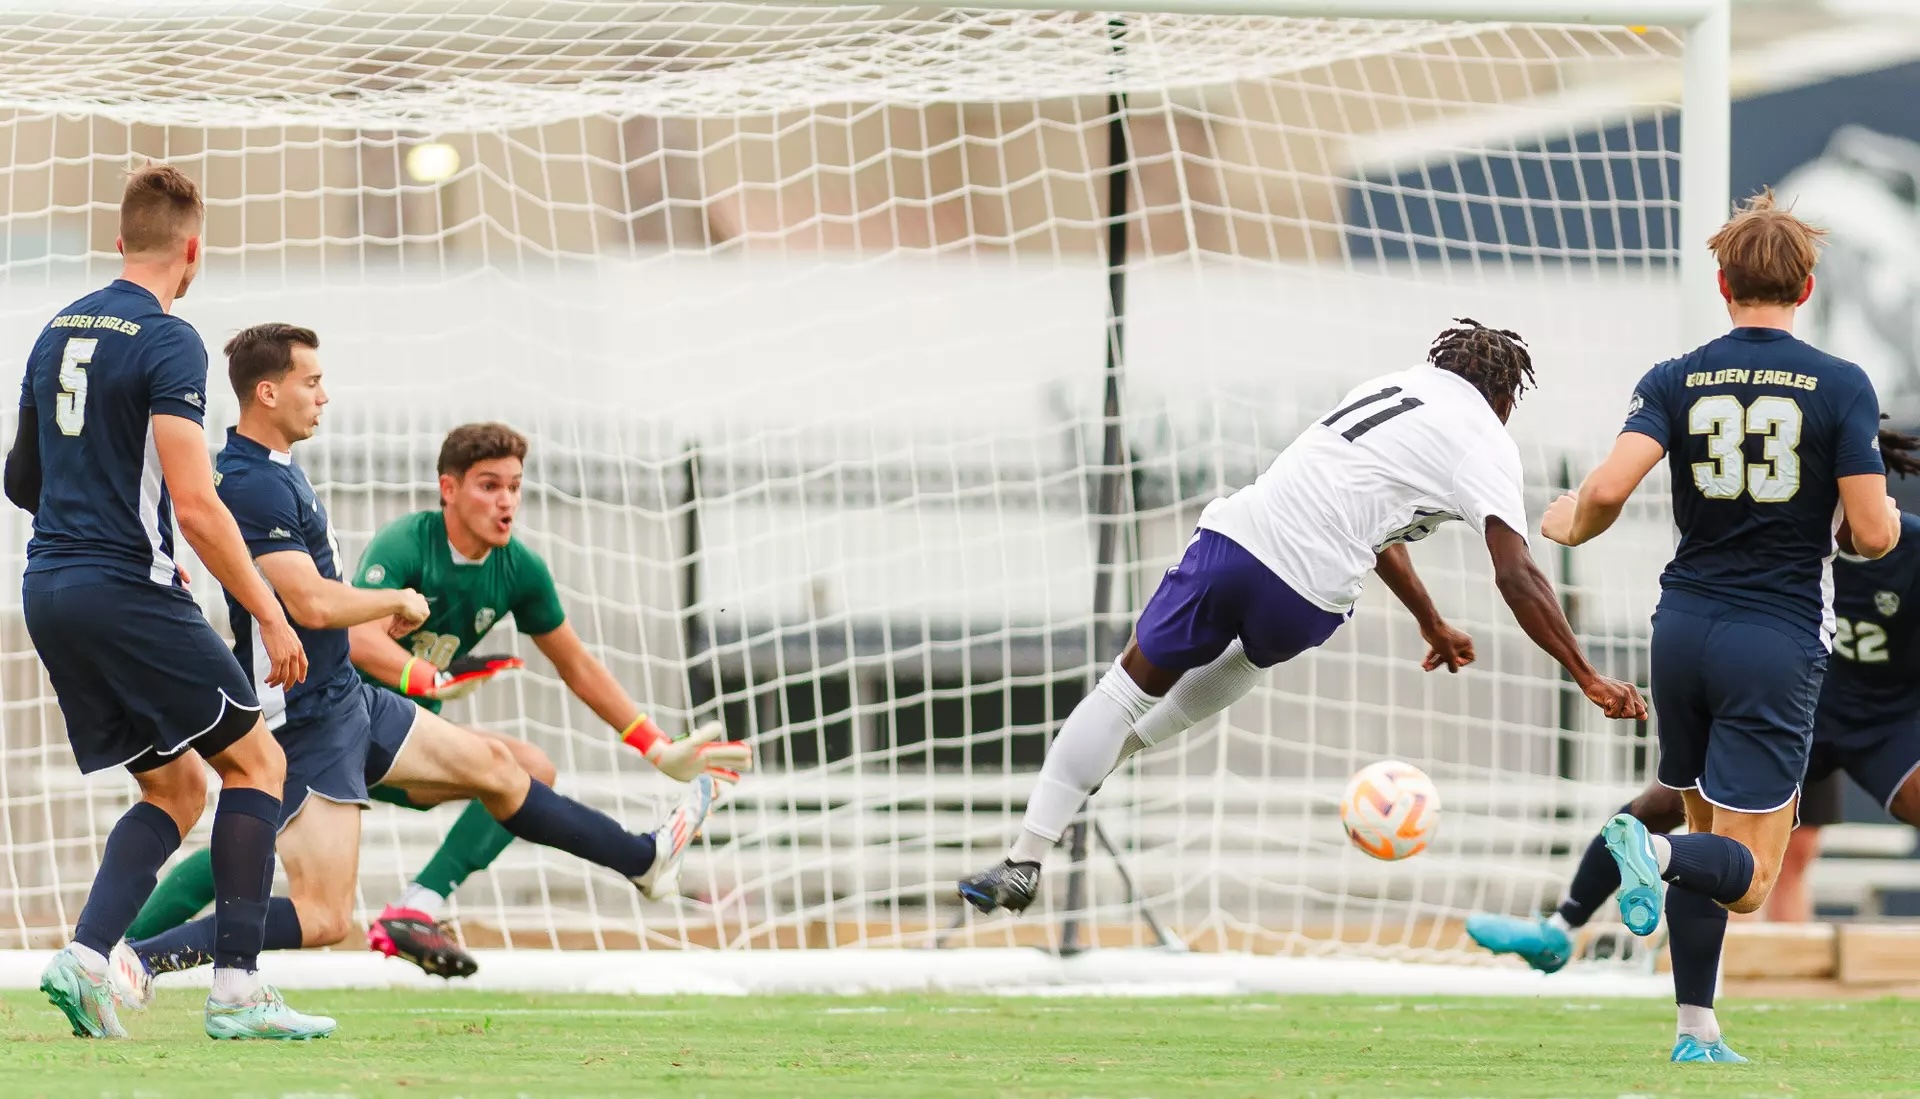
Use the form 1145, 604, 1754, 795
2, 989, 1915, 1098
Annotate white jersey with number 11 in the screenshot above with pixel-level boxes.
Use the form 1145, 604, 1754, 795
1196, 365, 1528, 613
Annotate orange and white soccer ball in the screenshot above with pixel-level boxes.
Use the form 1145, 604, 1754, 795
1340, 760, 1439, 861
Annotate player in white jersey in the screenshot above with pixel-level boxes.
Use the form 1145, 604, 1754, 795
960, 320, 1647, 914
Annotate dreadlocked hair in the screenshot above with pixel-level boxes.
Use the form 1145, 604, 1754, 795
1880, 415, 1920, 478
1426, 318, 1536, 407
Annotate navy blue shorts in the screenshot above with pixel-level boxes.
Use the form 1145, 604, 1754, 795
278, 681, 419, 829
1134, 530, 1349, 671
1650, 597, 1826, 814
1807, 710, 1920, 811
24, 573, 261, 774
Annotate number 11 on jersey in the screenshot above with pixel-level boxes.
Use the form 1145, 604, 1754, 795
1322, 386, 1424, 441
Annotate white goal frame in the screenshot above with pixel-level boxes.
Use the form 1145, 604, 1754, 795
0, 0, 1729, 996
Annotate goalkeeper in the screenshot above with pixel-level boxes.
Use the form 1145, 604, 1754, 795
127, 423, 750, 978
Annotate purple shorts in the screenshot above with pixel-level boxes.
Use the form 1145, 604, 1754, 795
1133, 530, 1349, 671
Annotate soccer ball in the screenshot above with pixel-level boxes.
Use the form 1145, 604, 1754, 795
1340, 760, 1439, 861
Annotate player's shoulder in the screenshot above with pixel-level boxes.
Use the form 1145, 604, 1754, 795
502, 533, 550, 573
375, 508, 440, 539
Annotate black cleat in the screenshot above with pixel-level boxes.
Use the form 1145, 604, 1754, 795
957, 859, 1041, 914
368, 906, 479, 980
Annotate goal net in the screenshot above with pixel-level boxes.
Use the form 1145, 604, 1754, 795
0, 1, 1719, 973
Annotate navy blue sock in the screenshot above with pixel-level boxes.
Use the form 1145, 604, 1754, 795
74, 802, 182, 957
1556, 803, 1632, 929
1662, 832, 1755, 906
1666, 885, 1728, 1009
498, 779, 657, 878
210, 788, 281, 971
135, 897, 302, 975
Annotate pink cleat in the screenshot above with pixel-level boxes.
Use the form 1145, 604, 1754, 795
367, 904, 477, 979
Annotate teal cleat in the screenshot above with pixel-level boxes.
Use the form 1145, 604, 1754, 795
1672, 1035, 1748, 1063
1464, 913, 1572, 973
39, 948, 126, 1039
204, 985, 336, 1041
1601, 813, 1665, 937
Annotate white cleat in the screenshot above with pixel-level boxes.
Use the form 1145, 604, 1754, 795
107, 940, 153, 1012
631, 773, 717, 901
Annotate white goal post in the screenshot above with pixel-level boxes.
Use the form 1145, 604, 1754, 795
0, 0, 1726, 991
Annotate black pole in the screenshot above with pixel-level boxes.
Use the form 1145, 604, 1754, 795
680, 443, 711, 719
1059, 18, 1133, 957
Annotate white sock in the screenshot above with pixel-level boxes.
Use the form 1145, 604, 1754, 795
398, 882, 446, 920
1677, 1004, 1719, 1043
1546, 912, 1572, 933
1120, 639, 1261, 761
1651, 834, 1674, 873
1010, 658, 1159, 864
210, 967, 262, 1004
66, 941, 107, 975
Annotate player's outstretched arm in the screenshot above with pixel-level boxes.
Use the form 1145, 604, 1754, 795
531, 623, 752, 783
1539, 432, 1665, 547
255, 550, 429, 631
153, 414, 307, 687
1837, 473, 1900, 560
1485, 518, 1647, 721
1373, 544, 1473, 672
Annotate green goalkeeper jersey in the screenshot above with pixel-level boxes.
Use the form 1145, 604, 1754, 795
352, 509, 567, 712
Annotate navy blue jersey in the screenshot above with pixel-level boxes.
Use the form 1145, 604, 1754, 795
215, 429, 355, 729
18, 280, 208, 585
1819, 512, 1920, 727
1623, 327, 1883, 639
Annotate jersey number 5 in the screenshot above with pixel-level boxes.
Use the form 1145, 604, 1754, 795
56, 337, 97, 437
1688, 394, 1801, 503
1321, 386, 1424, 441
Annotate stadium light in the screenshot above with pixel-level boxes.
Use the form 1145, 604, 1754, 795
405, 142, 461, 183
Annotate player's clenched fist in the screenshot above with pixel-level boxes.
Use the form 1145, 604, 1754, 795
1539, 491, 1579, 546
1582, 675, 1647, 721
387, 587, 430, 636
624, 718, 753, 784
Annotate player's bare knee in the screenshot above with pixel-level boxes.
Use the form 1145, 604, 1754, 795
209, 722, 287, 793
293, 895, 355, 947
1629, 785, 1687, 833
1891, 775, 1920, 828
512, 741, 556, 787
479, 738, 524, 792
137, 763, 207, 836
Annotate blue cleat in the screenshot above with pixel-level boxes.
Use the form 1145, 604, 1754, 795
1672, 1035, 1748, 1063
1601, 813, 1665, 937
1464, 913, 1572, 973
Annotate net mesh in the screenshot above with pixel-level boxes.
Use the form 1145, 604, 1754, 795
0, 2, 1693, 962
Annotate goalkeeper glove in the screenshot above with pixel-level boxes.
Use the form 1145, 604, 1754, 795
622, 716, 752, 784
399, 654, 524, 702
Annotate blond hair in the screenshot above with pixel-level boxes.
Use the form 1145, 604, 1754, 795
119, 163, 203, 256
1706, 189, 1825, 307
